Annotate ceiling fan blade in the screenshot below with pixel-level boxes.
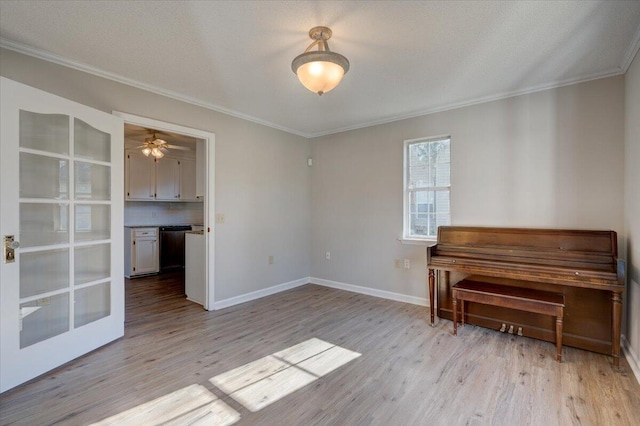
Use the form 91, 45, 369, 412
165, 144, 192, 151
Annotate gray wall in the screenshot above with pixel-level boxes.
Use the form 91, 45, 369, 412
310, 76, 625, 301
625, 49, 640, 370
0, 48, 311, 301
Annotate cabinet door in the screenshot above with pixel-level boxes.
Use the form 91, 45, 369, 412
180, 158, 198, 201
133, 238, 158, 275
195, 140, 205, 198
126, 151, 155, 200
155, 157, 180, 200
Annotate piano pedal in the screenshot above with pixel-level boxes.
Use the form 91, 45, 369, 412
508, 325, 514, 334
499, 323, 506, 332
517, 327, 523, 336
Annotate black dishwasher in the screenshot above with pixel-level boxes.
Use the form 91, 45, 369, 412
159, 225, 192, 271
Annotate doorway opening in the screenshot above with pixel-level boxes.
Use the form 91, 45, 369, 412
114, 112, 215, 313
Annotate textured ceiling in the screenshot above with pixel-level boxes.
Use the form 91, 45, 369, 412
1, 1, 639, 137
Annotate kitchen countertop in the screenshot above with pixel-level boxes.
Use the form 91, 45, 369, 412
125, 224, 202, 228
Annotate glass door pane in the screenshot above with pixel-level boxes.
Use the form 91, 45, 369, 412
20, 249, 69, 298
74, 283, 110, 328
20, 293, 70, 348
19, 203, 69, 247
19, 153, 68, 199
74, 118, 111, 162
19, 111, 69, 154
75, 244, 110, 284
74, 162, 110, 200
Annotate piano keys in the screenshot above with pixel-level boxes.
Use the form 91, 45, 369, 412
427, 226, 624, 366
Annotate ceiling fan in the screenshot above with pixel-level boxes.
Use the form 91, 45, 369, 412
135, 131, 191, 159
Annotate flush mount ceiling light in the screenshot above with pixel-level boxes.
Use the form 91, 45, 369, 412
291, 26, 350, 96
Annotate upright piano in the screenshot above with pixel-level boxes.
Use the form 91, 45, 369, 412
427, 226, 624, 366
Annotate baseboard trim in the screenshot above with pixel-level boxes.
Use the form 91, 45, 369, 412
622, 335, 640, 384
212, 277, 310, 310
310, 277, 428, 307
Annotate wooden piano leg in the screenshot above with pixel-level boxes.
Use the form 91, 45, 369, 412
452, 297, 458, 336
612, 292, 622, 368
556, 313, 563, 362
428, 268, 435, 326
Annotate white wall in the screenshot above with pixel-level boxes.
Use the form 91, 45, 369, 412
310, 76, 625, 300
0, 48, 311, 301
624, 49, 640, 375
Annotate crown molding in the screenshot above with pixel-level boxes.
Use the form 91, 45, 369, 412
621, 24, 640, 72
0, 38, 309, 138
306, 67, 625, 138
0, 37, 629, 140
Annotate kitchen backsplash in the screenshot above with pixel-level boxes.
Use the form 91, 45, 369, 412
124, 202, 204, 226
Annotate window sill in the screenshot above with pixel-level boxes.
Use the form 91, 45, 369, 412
397, 238, 437, 246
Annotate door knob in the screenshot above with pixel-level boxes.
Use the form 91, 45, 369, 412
4, 235, 19, 263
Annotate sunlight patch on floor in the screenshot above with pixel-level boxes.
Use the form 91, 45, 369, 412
90, 384, 240, 426
209, 338, 361, 412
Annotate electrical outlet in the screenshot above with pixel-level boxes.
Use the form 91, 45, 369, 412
394, 259, 402, 268
268, 255, 274, 264
215, 214, 225, 224
403, 259, 410, 269
151, 212, 157, 218
325, 251, 331, 260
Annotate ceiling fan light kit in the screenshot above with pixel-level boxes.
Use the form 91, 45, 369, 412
140, 133, 168, 159
292, 26, 350, 96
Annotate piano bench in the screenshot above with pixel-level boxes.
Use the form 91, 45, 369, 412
452, 279, 565, 361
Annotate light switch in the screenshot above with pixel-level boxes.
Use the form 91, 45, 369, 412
215, 214, 225, 224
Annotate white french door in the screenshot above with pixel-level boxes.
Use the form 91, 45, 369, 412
0, 77, 124, 392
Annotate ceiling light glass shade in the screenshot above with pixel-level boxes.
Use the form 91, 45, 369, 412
292, 51, 349, 95
141, 146, 152, 156
151, 147, 164, 158
292, 26, 349, 96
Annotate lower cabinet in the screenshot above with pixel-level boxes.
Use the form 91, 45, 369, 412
124, 227, 159, 278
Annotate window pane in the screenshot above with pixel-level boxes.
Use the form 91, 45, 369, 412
409, 190, 450, 238
408, 139, 450, 189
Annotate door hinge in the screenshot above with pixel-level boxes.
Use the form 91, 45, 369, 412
133, 240, 136, 245
133, 267, 136, 271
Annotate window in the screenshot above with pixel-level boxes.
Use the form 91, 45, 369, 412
403, 136, 450, 240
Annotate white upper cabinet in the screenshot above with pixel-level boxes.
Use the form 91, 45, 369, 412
124, 149, 201, 202
195, 140, 205, 199
180, 158, 198, 201
155, 156, 180, 200
125, 151, 155, 200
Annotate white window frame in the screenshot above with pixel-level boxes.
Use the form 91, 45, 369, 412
402, 136, 451, 242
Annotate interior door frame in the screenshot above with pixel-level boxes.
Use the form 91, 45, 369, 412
113, 112, 216, 310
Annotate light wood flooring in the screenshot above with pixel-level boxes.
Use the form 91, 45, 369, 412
1, 272, 640, 425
